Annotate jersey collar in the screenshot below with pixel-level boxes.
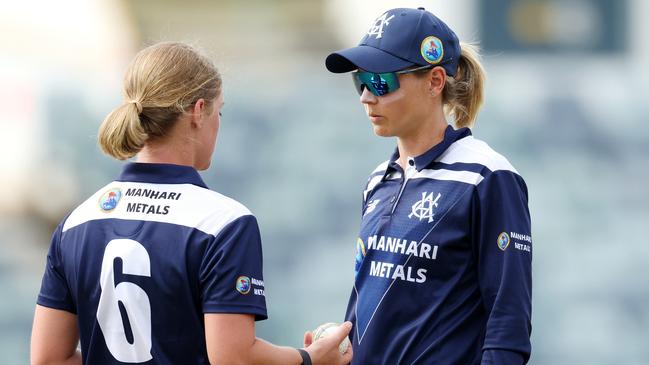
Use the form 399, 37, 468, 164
117, 163, 208, 188
385, 125, 472, 177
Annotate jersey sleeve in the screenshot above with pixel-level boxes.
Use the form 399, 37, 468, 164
473, 170, 532, 364
37, 223, 76, 313
199, 214, 267, 320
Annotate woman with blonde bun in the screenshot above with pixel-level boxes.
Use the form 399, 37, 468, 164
31, 41, 352, 365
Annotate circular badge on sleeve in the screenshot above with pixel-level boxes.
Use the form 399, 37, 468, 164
235, 276, 251, 294
497, 232, 511, 251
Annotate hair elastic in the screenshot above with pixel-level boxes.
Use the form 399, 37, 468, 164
128, 99, 143, 114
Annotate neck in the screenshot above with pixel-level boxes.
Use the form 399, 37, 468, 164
136, 136, 195, 167
396, 112, 448, 169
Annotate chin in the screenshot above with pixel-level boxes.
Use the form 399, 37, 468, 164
372, 125, 393, 138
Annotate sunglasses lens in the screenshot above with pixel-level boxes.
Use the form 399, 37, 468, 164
352, 72, 400, 96
352, 73, 365, 95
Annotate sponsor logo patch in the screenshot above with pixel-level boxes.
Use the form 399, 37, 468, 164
235, 276, 251, 295
355, 238, 367, 277
98, 188, 122, 212
497, 232, 511, 251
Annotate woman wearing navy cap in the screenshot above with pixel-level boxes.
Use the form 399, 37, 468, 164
31, 41, 351, 365
324, 7, 532, 365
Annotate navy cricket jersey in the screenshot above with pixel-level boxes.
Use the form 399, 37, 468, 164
37, 163, 267, 364
347, 126, 532, 365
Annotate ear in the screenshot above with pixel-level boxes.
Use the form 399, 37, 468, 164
428, 67, 446, 97
190, 99, 206, 129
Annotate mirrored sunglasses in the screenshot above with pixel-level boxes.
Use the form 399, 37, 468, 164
351, 65, 433, 97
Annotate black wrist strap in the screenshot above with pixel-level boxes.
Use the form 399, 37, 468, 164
297, 348, 312, 365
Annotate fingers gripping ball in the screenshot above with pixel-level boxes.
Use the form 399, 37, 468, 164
312, 322, 351, 354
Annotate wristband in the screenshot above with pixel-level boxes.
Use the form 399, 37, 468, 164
297, 348, 312, 365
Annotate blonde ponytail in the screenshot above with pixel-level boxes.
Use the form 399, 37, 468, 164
98, 42, 222, 160
443, 42, 486, 129
98, 102, 147, 160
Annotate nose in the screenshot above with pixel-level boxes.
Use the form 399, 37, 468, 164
360, 86, 378, 104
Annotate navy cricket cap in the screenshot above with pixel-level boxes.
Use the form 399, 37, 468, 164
325, 7, 461, 76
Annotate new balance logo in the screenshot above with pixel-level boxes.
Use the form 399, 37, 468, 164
364, 199, 381, 216
408, 192, 441, 223
367, 12, 395, 39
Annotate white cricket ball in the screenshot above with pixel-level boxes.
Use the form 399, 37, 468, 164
312, 322, 351, 354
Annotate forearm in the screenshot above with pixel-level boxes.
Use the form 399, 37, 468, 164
245, 338, 302, 365
205, 313, 304, 365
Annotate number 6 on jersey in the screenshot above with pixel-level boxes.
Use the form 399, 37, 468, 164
97, 239, 153, 363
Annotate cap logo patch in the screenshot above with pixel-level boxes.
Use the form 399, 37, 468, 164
367, 12, 395, 39
421, 36, 444, 64
98, 188, 122, 212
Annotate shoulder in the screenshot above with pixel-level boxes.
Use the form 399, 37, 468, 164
188, 186, 258, 238
62, 182, 254, 237
62, 183, 114, 233
192, 186, 255, 229
189, 185, 252, 217
440, 136, 528, 199
437, 135, 519, 176
369, 160, 390, 176
362, 160, 390, 201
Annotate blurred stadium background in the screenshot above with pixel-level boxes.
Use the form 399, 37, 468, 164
1, 0, 648, 364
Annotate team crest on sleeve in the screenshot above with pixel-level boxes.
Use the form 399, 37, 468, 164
235, 276, 251, 294
98, 188, 122, 212
497, 232, 510, 251
421, 36, 444, 64
408, 191, 442, 223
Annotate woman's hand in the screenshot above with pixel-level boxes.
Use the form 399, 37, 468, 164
304, 322, 353, 365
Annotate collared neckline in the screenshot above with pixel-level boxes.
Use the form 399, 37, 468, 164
384, 125, 472, 177
116, 162, 208, 189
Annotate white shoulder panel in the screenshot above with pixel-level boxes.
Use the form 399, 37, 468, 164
363, 160, 390, 202
371, 160, 389, 174
62, 182, 252, 236
413, 169, 485, 186
436, 136, 518, 174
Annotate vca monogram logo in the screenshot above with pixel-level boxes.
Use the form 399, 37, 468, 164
408, 191, 442, 223
367, 12, 395, 39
